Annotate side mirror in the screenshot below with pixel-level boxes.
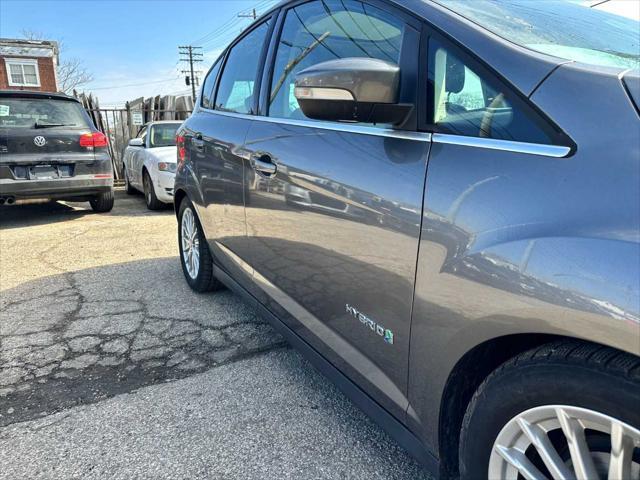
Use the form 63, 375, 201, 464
294, 58, 412, 126
129, 138, 144, 147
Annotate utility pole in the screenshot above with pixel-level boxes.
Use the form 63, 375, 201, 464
238, 8, 257, 20
178, 45, 203, 102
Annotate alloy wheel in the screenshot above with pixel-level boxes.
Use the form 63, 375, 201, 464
181, 207, 200, 280
489, 405, 640, 479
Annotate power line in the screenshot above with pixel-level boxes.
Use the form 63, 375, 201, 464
179, 45, 203, 102
190, 0, 274, 47
192, 17, 243, 46
88, 77, 181, 91
198, 19, 246, 49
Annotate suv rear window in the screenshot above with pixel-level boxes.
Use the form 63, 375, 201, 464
0, 98, 90, 129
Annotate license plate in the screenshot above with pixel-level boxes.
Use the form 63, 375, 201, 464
30, 165, 59, 180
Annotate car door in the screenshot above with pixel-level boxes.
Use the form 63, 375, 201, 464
122, 144, 133, 185
125, 125, 147, 188
134, 126, 149, 187
242, 0, 426, 420
182, 17, 274, 286
406, 31, 577, 445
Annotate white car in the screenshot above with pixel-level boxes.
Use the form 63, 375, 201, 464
122, 121, 182, 209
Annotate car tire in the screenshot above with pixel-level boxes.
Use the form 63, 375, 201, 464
459, 341, 640, 480
124, 166, 135, 195
143, 170, 163, 210
177, 197, 223, 293
89, 189, 115, 213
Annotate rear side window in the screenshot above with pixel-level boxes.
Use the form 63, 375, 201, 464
215, 20, 271, 114
428, 38, 560, 145
201, 58, 223, 109
268, 0, 406, 120
0, 98, 89, 129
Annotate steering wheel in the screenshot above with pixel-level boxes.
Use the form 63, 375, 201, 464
479, 93, 505, 138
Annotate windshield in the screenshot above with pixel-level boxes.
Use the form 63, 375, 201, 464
0, 97, 90, 129
433, 0, 640, 70
149, 123, 180, 148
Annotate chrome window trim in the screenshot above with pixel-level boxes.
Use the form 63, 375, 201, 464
210, 109, 432, 142
432, 133, 571, 158
205, 110, 570, 155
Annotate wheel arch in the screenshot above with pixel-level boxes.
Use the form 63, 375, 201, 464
174, 188, 187, 219
436, 333, 639, 479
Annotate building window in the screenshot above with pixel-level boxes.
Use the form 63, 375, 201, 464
5, 59, 40, 87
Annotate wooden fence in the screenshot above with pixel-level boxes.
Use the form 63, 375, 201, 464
75, 92, 192, 179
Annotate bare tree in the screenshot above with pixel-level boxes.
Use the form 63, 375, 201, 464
56, 58, 93, 93
20, 29, 93, 93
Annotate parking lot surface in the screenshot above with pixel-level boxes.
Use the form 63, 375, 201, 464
0, 191, 430, 479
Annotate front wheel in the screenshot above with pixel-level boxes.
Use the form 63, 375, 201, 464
89, 189, 114, 212
178, 198, 222, 293
143, 170, 163, 210
460, 341, 640, 480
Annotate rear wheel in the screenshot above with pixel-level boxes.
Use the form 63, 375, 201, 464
124, 165, 135, 194
460, 342, 640, 480
143, 170, 163, 210
178, 197, 222, 293
89, 189, 114, 213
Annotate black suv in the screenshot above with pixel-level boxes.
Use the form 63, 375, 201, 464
0, 91, 114, 212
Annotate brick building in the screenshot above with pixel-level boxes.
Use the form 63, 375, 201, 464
0, 38, 59, 92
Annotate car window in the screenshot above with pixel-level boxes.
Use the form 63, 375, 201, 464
137, 125, 148, 144
215, 20, 271, 114
428, 38, 559, 145
268, 0, 405, 121
0, 98, 89, 129
201, 58, 223, 109
149, 124, 181, 148
433, 0, 640, 70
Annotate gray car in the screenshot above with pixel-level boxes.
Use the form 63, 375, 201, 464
0, 91, 114, 211
174, 1, 640, 478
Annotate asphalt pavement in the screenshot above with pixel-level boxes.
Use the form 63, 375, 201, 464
0, 190, 431, 479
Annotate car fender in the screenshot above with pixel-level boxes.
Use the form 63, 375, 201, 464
174, 159, 205, 215
408, 232, 639, 454
142, 148, 175, 188
142, 153, 158, 186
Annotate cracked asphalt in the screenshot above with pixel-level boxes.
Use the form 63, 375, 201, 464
0, 191, 430, 479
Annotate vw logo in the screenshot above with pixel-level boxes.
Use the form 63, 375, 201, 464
33, 136, 47, 147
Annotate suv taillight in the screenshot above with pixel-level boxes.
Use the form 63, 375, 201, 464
80, 132, 108, 148
176, 134, 186, 164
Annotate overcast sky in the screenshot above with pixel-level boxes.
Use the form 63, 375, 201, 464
0, 0, 279, 106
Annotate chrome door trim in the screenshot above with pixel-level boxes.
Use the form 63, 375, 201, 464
206, 110, 570, 156
210, 109, 432, 142
432, 133, 572, 158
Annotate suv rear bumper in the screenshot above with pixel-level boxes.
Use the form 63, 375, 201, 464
0, 175, 113, 200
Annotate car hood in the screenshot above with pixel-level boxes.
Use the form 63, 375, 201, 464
147, 146, 177, 163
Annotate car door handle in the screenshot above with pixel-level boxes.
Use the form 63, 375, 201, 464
253, 154, 277, 176
193, 133, 204, 150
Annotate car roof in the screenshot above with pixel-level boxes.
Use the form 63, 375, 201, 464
0, 90, 79, 102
